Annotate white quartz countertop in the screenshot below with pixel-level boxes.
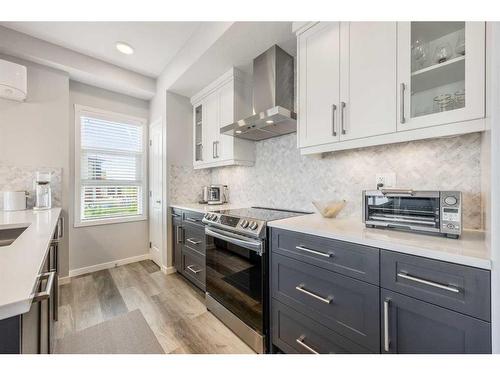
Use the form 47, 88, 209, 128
0, 208, 61, 320
170, 203, 244, 213
269, 214, 490, 270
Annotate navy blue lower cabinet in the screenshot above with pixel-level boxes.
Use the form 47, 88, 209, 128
271, 253, 379, 351
381, 289, 491, 354
272, 300, 372, 354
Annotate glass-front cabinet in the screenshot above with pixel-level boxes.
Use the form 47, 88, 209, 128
193, 104, 203, 165
397, 22, 485, 131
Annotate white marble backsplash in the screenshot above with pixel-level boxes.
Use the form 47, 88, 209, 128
0, 162, 62, 210
168, 164, 211, 204
170, 132, 483, 230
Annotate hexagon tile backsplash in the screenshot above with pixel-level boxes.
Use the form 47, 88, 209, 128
170, 132, 483, 230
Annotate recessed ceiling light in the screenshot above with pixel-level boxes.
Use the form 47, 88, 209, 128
266, 120, 274, 124
116, 42, 134, 55
235, 130, 242, 134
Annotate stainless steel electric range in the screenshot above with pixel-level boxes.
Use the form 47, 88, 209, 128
202, 207, 310, 353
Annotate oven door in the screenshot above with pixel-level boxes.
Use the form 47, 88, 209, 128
205, 226, 265, 335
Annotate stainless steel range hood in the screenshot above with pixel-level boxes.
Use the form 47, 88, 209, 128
221, 45, 296, 141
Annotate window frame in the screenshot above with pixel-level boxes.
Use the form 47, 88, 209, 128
74, 104, 148, 227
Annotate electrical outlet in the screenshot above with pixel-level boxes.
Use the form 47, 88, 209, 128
375, 173, 396, 188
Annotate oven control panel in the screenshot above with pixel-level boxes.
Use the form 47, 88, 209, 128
202, 213, 265, 238
220, 215, 239, 227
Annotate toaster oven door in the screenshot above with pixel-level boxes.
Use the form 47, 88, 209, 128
365, 194, 440, 232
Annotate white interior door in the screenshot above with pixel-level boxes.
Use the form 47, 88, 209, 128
149, 119, 163, 267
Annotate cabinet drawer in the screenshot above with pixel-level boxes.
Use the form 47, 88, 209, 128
272, 253, 379, 351
272, 300, 372, 354
182, 210, 205, 227
181, 247, 206, 291
271, 229, 379, 284
182, 223, 205, 256
381, 289, 491, 354
381, 250, 490, 321
171, 207, 183, 219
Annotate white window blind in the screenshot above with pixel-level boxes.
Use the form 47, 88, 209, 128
75, 106, 146, 226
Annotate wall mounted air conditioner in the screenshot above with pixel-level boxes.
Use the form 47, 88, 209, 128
0, 59, 27, 102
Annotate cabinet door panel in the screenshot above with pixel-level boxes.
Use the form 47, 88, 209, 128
202, 94, 219, 163
272, 253, 380, 351
173, 217, 182, 272
381, 289, 491, 354
272, 299, 372, 354
298, 22, 340, 147
397, 22, 485, 131
340, 22, 397, 140
218, 81, 234, 161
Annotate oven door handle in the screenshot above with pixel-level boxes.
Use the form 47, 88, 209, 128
205, 227, 263, 255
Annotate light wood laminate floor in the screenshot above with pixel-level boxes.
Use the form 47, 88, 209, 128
55, 260, 254, 354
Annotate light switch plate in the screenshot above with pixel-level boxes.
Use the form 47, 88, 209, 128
375, 173, 396, 188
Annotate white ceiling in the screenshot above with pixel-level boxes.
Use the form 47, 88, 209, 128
0, 22, 202, 77
169, 22, 296, 97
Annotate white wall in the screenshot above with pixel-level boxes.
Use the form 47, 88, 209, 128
149, 23, 234, 270
0, 26, 155, 100
68, 81, 150, 274
0, 54, 70, 276
487, 22, 500, 353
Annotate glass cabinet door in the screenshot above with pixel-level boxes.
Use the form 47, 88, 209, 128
397, 22, 485, 131
194, 104, 203, 163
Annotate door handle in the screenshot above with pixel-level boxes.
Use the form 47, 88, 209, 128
397, 272, 460, 293
58, 216, 64, 239
295, 245, 332, 258
295, 284, 332, 304
331, 104, 337, 136
186, 265, 202, 274
384, 299, 391, 352
400, 83, 406, 124
296, 335, 319, 354
176, 226, 183, 244
340, 101, 346, 135
33, 272, 56, 302
212, 141, 216, 159
186, 238, 201, 245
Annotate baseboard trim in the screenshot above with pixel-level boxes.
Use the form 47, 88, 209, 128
69, 253, 151, 277
59, 276, 72, 285
162, 265, 177, 275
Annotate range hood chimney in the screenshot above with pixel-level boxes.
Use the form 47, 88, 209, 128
221, 45, 296, 141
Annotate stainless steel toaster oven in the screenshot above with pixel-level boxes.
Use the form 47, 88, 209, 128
363, 189, 462, 238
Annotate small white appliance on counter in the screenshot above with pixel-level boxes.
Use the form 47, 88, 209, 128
33, 171, 52, 210
2, 191, 28, 211
207, 185, 228, 205
0, 59, 27, 102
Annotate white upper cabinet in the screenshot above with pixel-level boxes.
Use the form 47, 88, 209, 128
298, 22, 341, 148
295, 21, 486, 155
339, 22, 397, 141
397, 22, 485, 131
191, 68, 255, 169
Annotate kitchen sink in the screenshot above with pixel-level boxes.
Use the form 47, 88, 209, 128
0, 225, 29, 247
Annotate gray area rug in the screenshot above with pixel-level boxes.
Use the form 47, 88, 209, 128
55, 309, 164, 354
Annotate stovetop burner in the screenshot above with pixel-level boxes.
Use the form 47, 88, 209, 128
202, 206, 310, 239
